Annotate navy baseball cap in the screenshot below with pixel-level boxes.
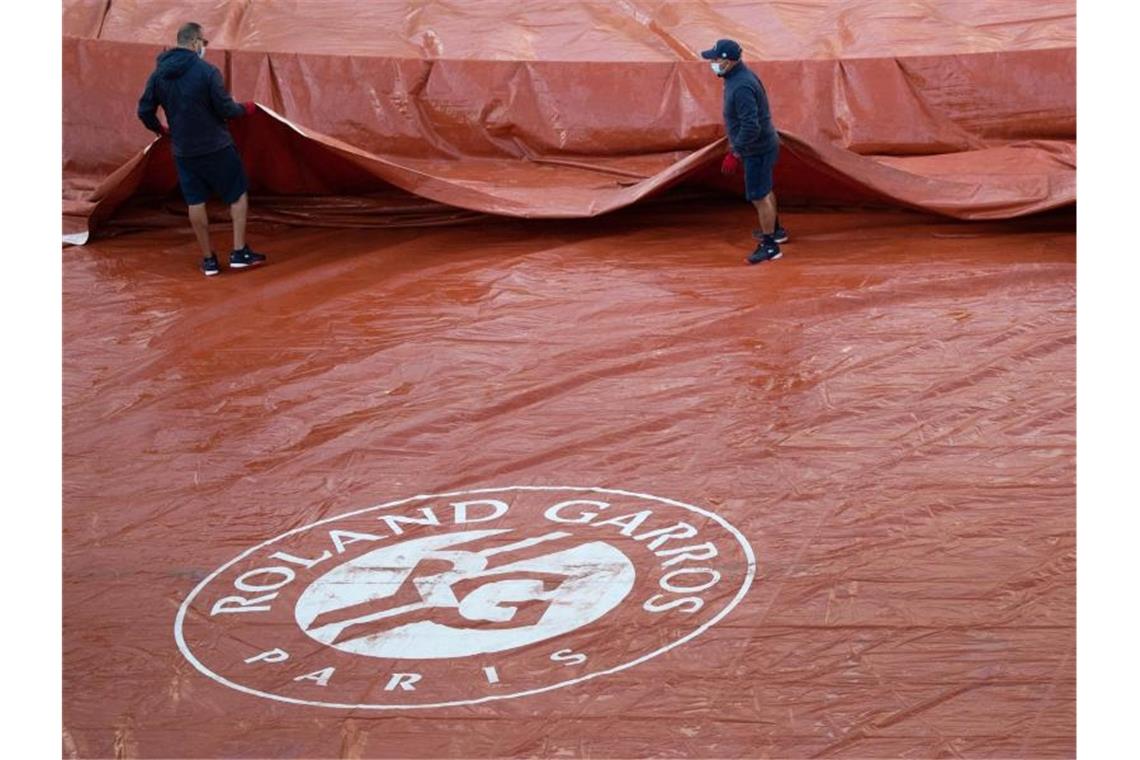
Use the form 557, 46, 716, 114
701, 39, 742, 61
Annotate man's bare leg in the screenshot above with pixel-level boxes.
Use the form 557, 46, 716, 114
747, 191, 783, 264
752, 191, 778, 235
187, 203, 212, 258
230, 192, 248, 251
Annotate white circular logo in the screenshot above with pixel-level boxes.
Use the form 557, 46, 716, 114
175, 486, 756, 709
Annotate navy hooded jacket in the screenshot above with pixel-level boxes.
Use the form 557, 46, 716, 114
721, 62, 779, 157
137, 48, 246, 158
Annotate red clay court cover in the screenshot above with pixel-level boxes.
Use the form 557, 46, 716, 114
62, 2, 1075, 758
63, 0, 1075, 239
64, 205, 1076, 757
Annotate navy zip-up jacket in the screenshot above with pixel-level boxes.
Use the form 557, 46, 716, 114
722, 62, 779, 157
137, 48, 245, 158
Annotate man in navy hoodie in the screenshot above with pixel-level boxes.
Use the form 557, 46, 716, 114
702, 39, 788, 265
138, 22, 266, 277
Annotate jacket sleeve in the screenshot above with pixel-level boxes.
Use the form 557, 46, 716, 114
732, 87, 763, 150
137, 73, 164, 133
208, 66, 247, 120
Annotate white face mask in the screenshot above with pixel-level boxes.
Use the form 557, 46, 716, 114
711, 61, 728, 76
197, 44, 206, 59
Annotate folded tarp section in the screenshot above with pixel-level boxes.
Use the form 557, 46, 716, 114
62, 0, 1079, 61
62, 1, 1075, 240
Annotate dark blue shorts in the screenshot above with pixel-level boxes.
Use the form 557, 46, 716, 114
743, 145, 779, 201
174, 144, 249, 206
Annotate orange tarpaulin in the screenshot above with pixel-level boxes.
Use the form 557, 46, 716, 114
63, 1, 1075, 240
63, 203, 1076, 757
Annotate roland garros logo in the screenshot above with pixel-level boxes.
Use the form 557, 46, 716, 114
175, 486, 755, 709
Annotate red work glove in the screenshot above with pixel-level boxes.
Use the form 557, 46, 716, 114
242, 101, 256, 116
721, 152, 741, 175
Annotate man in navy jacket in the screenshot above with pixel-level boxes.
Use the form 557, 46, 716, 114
138, 22, 266, 276
702, 39, 788, 264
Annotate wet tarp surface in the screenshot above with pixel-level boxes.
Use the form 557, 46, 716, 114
63, 1, 1075, 240
63, 204, 1075, 758
63, 2, 1076, 758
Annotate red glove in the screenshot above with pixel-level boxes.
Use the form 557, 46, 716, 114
242, 101, 256, 116
721, 152, 741, 175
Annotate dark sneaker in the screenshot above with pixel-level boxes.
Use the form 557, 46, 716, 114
229, 246, 266, 269
747, 235, 783, 265
201, 254, 220, 277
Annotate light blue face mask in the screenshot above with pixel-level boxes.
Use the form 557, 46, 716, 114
711, 61, 727, 76
198, 44, 206, 59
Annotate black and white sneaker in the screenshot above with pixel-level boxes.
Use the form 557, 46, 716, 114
201, 254, 220, 277
747, 235, 783, 265
229, 246, 266, 269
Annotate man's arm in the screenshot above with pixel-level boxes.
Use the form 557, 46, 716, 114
732, 87, 763, 151
208, 67, 249, 120
137, 73, 165, 134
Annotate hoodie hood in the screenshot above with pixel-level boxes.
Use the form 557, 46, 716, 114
156, 48, 199, 80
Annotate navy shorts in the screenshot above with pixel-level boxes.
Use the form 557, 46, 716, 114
174, 145, 249, 205
743, 145, 779, 201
